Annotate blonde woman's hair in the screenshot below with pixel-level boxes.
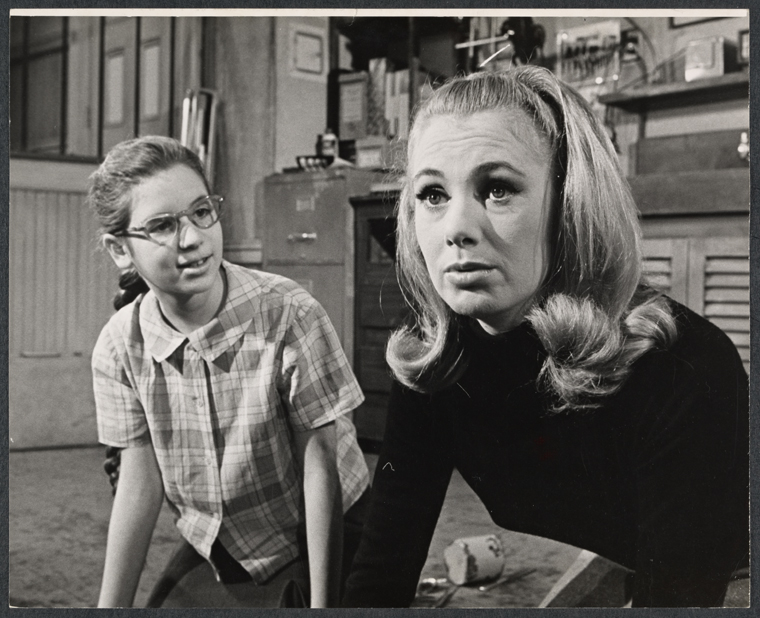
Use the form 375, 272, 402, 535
387, 66, 676, 411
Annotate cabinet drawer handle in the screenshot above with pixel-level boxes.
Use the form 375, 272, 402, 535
287, 232, 317, 242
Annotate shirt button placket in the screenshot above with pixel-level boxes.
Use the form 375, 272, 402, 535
198, 346, 222, 520
190, 348, 223, 522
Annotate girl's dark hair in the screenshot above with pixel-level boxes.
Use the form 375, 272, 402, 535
388, 66, 677, 411
87, 136, 209, 310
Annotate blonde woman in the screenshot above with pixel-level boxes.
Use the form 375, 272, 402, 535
342, 67, 748, 608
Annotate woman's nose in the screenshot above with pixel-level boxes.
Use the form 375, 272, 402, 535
444, 195, 482, 248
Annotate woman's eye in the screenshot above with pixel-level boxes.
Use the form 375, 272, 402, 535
416, 188, 448, 208
488, 183, 512, 202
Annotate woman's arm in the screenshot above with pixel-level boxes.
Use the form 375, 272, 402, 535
293, 420, 343, 608
98, 442, 164, 608
342, 382, 454, 607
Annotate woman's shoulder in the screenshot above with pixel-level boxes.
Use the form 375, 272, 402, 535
658, 297, 746, 379
617, 297, 748, 426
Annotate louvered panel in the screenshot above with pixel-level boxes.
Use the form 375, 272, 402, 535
642, 258, 672, 294
704, 288, 750, 303
705, 274, 749, 288
9, 188, 117, 358
691, 237, 750, 373
72, 192, 117, 354
642, 238, 688, 305
727, 332, 751, 347
705, 258, 749, 273
704, 303, 750, 317
710, 317, 750, 332
64, 192, 82, 353
9, 190, 29, 357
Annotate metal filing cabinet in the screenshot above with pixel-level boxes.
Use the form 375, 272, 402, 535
261, 168, 383, 363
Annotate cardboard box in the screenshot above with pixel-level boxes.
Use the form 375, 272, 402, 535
355, 135, 392, 169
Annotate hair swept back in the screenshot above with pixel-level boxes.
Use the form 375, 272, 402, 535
387, 66, 676, 411
88, 135, 210, 309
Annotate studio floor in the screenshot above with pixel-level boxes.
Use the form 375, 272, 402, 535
9, 446, 583, 608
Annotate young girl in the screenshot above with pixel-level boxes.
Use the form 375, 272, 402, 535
89, 136, 369, 608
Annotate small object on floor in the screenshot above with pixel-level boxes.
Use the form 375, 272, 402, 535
478, 567, 536, 591
433, 584, 461, 608
444, 534, 505, 585
417, 577, 449, 595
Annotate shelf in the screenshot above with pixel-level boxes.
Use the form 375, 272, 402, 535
629, 168, 749, 216
599, 71, 748, 111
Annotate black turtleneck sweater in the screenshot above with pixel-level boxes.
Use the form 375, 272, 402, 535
342, 301, 748, 608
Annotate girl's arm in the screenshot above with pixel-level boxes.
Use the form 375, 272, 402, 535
293, 421, 343, 608
98, 442, 164, 607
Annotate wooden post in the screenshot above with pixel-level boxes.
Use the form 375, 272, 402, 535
408, 16, 417, 117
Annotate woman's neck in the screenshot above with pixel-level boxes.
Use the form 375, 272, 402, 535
156, 268, 227, 335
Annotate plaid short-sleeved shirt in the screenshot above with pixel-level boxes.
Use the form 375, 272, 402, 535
92, 261, 369, 582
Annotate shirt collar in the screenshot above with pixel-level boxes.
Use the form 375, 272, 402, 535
140, 261, 255, 363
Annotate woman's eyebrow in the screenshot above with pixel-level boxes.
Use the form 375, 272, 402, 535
473, 161, 526, 178
412, 168, 444, 182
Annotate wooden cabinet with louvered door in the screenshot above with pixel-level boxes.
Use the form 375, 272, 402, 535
643, 236, 749, 373
688, 237, 750, 373
641, 238, 689, 306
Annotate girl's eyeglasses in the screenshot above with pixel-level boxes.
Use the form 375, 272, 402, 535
117, 195, 223, 245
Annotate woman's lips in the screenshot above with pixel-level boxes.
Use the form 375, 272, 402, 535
444, 262, 495, 285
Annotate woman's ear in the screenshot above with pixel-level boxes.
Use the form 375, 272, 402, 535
103, 234, 134, 270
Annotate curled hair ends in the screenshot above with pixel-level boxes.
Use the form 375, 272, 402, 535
530, 289, 677, 412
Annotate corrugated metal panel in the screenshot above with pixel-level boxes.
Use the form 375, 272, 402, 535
9, 188, 117, 359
